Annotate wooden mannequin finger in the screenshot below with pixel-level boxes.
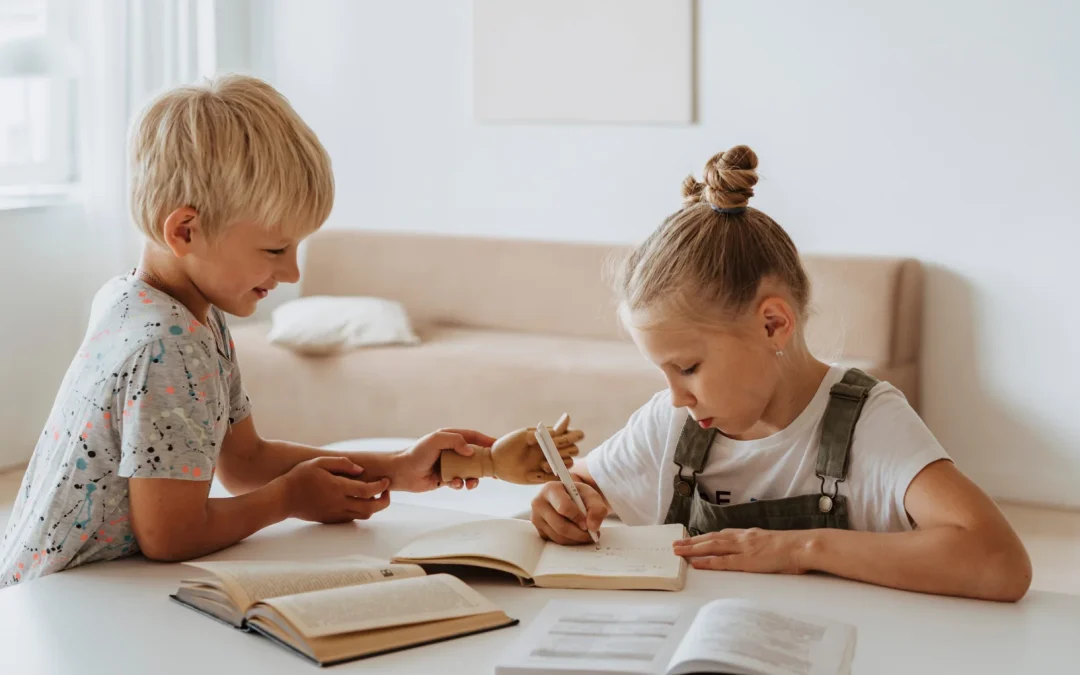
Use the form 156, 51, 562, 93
552, 430, 585, 447
540, 456, 573, 475
553, 414, 570, 435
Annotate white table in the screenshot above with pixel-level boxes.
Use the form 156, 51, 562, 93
1, 502, 1078, 674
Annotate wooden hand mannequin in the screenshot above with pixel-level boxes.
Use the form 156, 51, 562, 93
440, 413, 584, 485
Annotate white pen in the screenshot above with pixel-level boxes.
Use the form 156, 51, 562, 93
535, 422, 600, 548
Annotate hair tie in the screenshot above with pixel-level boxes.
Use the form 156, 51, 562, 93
711, 205, 746, 215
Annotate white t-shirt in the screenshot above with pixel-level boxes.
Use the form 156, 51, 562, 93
586, 365, 950, 533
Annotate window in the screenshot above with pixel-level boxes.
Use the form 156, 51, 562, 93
0, 0, 77, 189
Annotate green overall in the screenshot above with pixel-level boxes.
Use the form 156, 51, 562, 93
664, 368, 878, 536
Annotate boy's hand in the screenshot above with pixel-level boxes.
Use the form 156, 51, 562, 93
393, 429, 497, 492
277, 457, 391, 524
530, 481, 608, 544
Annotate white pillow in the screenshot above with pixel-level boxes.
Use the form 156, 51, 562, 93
267, 296, 421, 356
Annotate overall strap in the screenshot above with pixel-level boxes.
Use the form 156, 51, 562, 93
673, 415, 716, 475
663, 415, 717, 526
816, 368, 878, 486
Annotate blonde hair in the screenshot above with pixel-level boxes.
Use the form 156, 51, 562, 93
615, 145, 809, 329
129, 74, 334, 245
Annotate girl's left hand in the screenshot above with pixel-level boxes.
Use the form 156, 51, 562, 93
672, 528, 810, 575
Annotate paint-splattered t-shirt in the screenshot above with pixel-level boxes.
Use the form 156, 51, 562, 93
0, 273, 251, 587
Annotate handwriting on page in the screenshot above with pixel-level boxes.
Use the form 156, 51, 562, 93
537, 542, 679, 577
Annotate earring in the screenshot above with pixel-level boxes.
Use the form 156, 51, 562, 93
775, 349, 784, 357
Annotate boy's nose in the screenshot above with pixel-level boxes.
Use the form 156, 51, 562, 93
277, 250, 301, 284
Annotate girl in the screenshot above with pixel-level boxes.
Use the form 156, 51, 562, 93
530, 145, 1031, 602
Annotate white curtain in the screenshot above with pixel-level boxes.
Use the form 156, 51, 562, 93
76, 0, 219, 271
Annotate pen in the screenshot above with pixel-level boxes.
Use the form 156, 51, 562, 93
535, 422, 600, 547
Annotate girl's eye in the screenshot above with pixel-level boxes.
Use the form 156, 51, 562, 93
680, 364, 699, 377
265, 248, 287, 255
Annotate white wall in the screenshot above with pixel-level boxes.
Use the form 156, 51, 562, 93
0, 204, 127, 467
252, 0, 1080, 508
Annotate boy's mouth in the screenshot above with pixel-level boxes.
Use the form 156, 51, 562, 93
253, 287, 269, 299
696, 417, 713, 429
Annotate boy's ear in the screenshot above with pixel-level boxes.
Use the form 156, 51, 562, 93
759, 296, 796, 350
161, 206, 201, 257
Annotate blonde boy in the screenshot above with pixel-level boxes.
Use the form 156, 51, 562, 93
1, 75, 487, 587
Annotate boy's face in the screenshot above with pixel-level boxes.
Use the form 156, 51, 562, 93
181, 218, 303, 318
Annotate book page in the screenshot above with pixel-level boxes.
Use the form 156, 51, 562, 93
666, 599, 856, 675
495, 600, 696, 675
533, 524, 684, 579
529, 607, 683, 665
184, 555, 424, 610
392, 518, 545, 577
260, 573, 500, 638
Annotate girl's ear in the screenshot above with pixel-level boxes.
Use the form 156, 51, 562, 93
759, 296, 796, 350
161, 207, 201, 257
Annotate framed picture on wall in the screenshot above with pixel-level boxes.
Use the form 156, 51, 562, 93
473, 0, 694, 123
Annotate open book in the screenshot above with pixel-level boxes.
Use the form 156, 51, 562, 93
495, 599, 856, 675
391, 520, 687, 591
170, 554, 517, 666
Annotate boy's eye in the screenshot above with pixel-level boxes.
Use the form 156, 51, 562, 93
679, 364, 699, 376
265, 248, 287, 255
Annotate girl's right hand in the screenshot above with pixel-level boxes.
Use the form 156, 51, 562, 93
530, 481, 609, 544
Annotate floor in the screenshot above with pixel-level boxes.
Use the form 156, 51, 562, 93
0, 465, 1076, 595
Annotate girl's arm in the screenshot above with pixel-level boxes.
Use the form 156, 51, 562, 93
674, 460, 1032, 602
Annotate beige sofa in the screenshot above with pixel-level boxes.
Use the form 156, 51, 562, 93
231, 230, 923, 452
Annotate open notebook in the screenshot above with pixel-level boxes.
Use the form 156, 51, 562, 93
391, 520, 687, 591
495, 599, 856, 675
170, 554, 516, 666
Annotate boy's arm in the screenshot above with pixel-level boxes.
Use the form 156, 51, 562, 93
216, 415, 493, 495
129, 456, 390, 562
673, 460, 1033, 602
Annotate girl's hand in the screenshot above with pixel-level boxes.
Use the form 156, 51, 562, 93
530, 481, 608, 544
672, 528, 810, 574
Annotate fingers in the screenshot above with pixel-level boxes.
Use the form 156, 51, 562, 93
558, 444, 580, 459
552, 413, 570, 435
552, 430, 585, 447
672, 532, 739, 558
689, 555, 741, 571
530, 485, 594, 544
539, 456, 574, 474
531, 506, 593, 544
335, 475, 390, 499
422, 431, 474, 458
577, 485, 609, 530
547, 484, 589, 528
438, 428, 497, 447
347, 490, 391, 520
313, 456, 365, 476
465, 478, 480, 490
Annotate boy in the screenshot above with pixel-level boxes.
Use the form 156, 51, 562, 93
0, 75, 489, 587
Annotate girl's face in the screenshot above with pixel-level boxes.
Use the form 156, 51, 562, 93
626, 302, 791, 438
